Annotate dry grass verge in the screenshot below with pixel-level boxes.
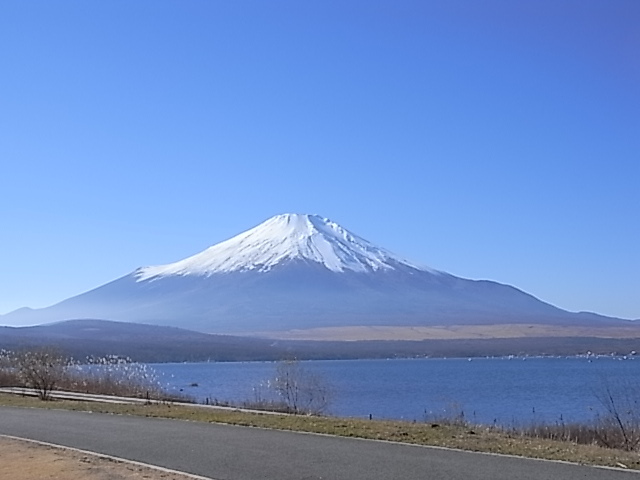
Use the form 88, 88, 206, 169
1, 393, 638, 471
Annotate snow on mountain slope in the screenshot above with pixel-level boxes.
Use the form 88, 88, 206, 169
136, 214, 439, 281
0, 213, 630, 332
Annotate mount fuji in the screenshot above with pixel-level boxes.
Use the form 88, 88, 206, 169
1, 214, 629, 334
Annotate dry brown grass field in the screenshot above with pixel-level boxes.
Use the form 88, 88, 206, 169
252, 323, 640, 341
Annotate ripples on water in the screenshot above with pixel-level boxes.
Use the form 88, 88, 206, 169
150, 356, 640, 426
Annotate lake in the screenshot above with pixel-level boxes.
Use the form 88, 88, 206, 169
151, 356, 640, 426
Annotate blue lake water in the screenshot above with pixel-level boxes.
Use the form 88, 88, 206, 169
150, 356, 640, 426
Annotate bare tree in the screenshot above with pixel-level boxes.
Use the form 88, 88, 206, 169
594, 380, 640, 451
13, 347, 70, 400
273, 359, 332, 415
0, 349, 20, 387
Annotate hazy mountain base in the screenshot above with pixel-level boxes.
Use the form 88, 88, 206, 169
4, 260, 630, 333
1, 320, 640, 363
4, 214, 635, 334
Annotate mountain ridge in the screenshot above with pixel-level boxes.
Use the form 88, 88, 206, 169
1, 213, 633, 333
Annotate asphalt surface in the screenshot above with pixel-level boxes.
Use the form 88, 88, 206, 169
0, 406, 637, 480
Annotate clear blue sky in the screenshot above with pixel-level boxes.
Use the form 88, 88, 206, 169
1, 1, 638, 320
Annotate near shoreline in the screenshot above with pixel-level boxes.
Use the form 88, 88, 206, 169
1, 393, 638, 472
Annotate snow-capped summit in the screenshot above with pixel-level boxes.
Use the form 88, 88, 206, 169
135, 213, 436, 281
2, 213, 626, 334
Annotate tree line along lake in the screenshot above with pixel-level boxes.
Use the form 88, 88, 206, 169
151, 356, 640, 426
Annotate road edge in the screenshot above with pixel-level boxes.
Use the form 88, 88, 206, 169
0, 433, 216, 480
2, 400, 639, 475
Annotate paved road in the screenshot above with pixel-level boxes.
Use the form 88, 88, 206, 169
0, 407, 636, 480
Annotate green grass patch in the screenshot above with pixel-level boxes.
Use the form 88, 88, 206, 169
0, 393, 637, 471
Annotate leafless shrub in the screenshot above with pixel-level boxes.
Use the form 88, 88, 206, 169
239, 360, 333, 415
0, 349, 21, 387
239, 379, 291, 412
1, 349, 189, 402
592, 381, 640, 451
272, 359, 332, 415
62, 355, 165, 399
505, 380, 640, 452
12, 347, 70, 400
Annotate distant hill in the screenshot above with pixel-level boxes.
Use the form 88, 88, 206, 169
2, 319, 639, 362
0, 319, 285, 362
1, 214, 632, 336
